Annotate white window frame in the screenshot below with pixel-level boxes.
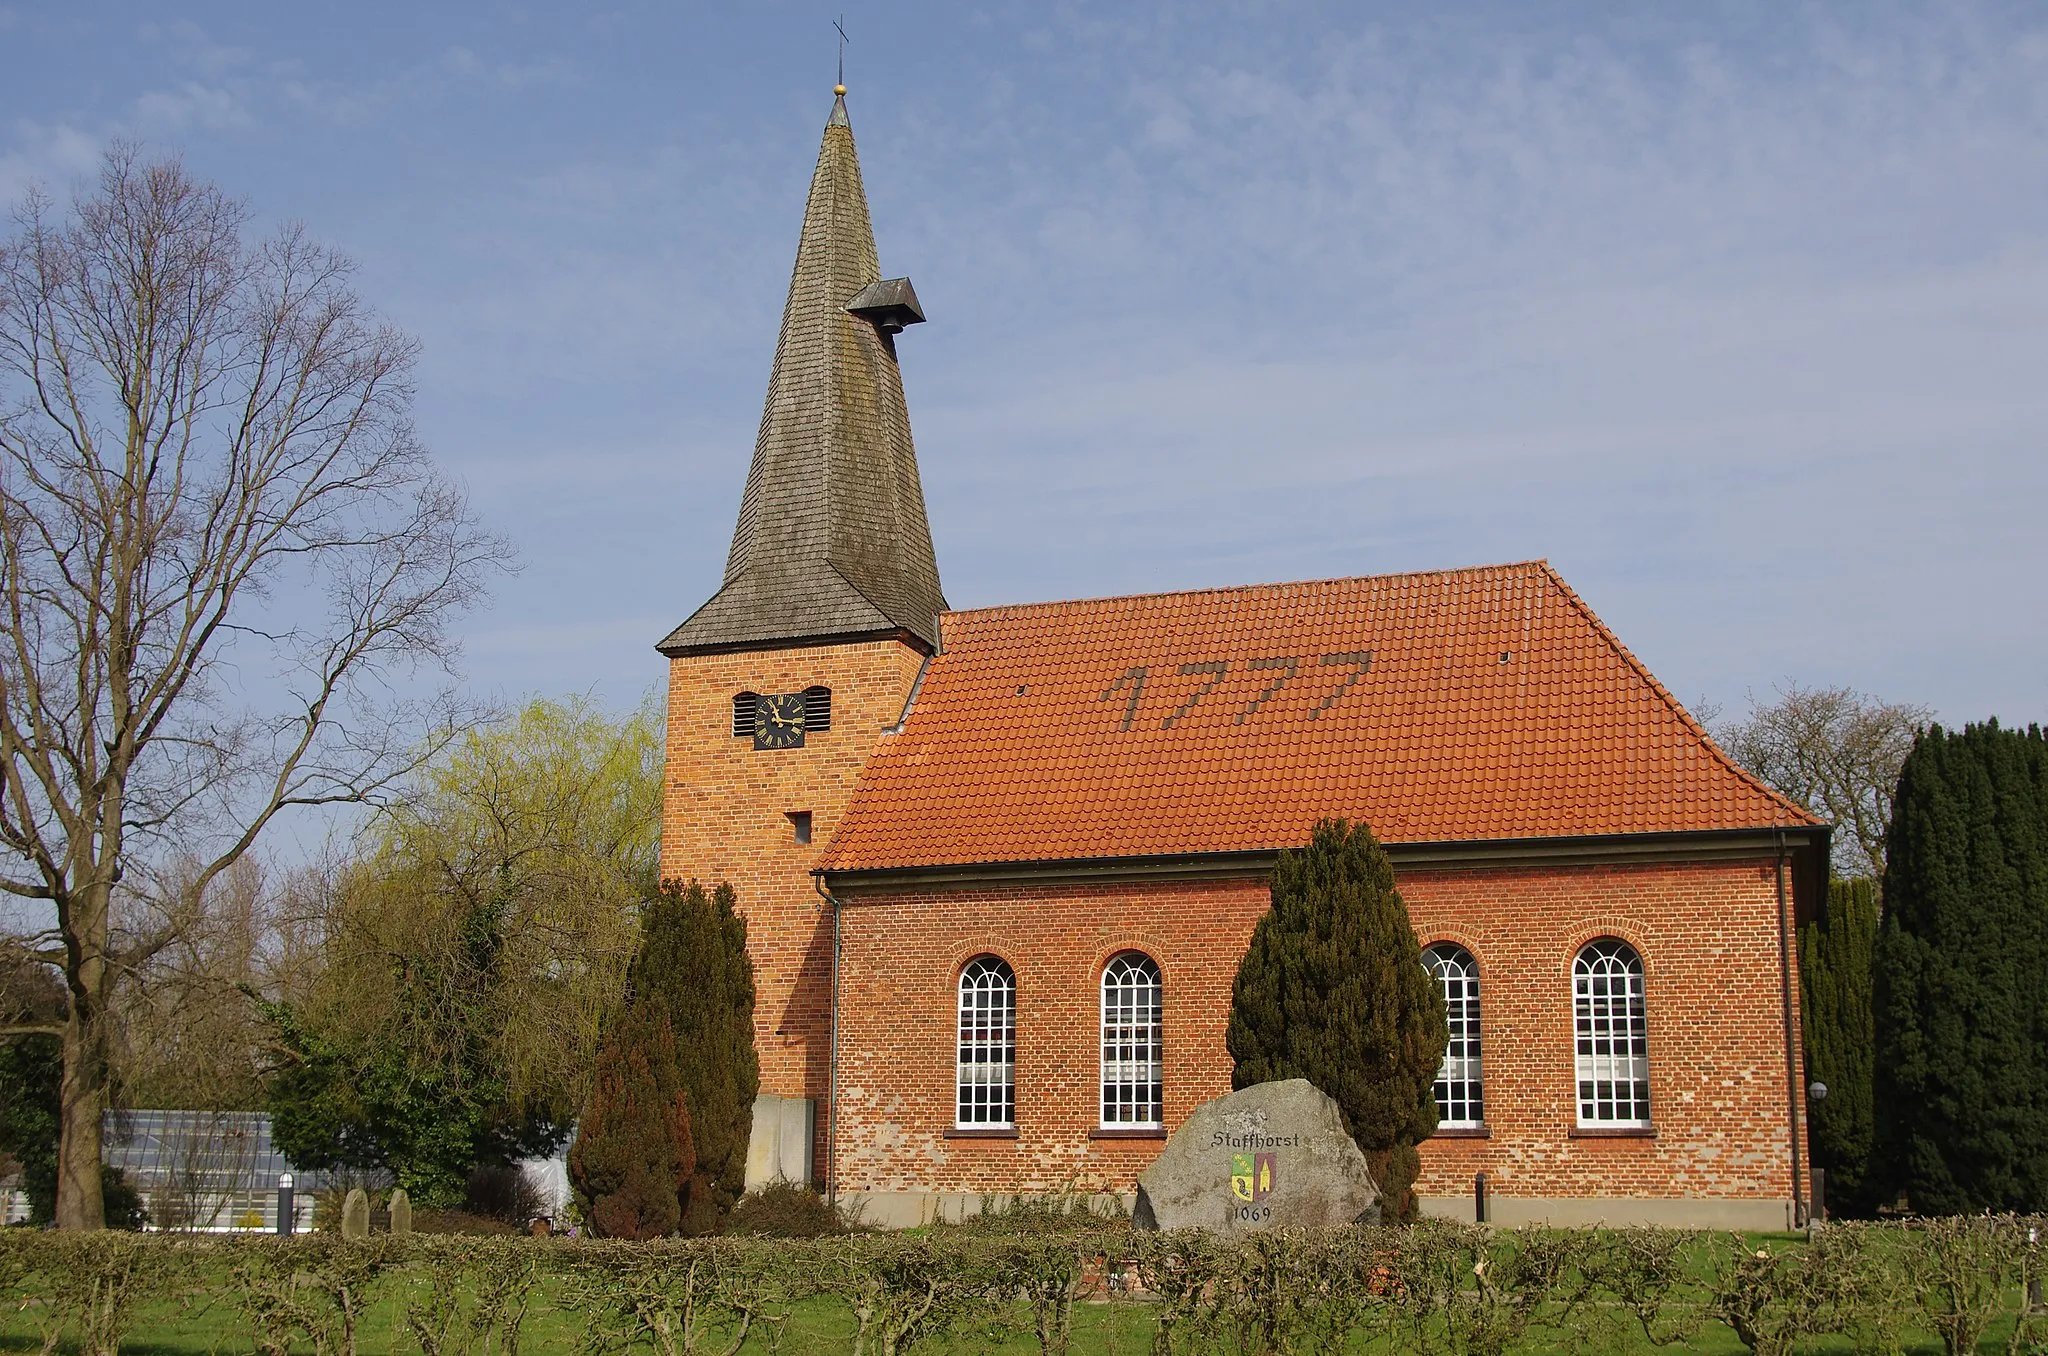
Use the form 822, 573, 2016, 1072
956, 957, 1016, 1128
1574, 938, 1651, 1128
1423, 943, 1483, 1128
1099, 953, 1163, 1128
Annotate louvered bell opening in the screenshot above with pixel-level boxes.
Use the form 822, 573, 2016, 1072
803, 686, 832, 732
731, 692, 760, 738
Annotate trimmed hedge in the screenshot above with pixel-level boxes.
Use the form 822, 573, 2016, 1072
1, 1217, 2043, 1355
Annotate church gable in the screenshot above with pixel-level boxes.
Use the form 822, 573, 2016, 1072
819, 560, 1813, 872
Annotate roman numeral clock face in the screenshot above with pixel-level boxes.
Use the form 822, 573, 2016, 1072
753, 693, 807, 750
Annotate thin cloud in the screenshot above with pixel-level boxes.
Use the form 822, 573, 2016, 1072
3, 2, 2044, 725
0, 119, 101, 207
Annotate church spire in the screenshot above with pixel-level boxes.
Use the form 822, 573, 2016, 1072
659, 89, 947, 657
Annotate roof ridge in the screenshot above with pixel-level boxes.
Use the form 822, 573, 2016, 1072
937, 559, 1553, 621
1534, 563, 1821, 828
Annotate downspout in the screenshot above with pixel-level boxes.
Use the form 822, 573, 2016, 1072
1774, 827, 1805, 1227
813, 872, 842, 1208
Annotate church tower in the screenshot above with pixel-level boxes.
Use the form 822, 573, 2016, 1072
657, 87, 944, 1186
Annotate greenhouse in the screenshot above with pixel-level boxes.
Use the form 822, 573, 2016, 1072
98, 1110, 333, 1232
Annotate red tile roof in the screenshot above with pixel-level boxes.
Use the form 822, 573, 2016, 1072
818, 562, 1817, 873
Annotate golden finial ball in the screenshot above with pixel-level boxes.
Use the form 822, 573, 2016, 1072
834, 84, 847, 96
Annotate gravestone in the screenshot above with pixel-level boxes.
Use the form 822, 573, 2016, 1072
388, 1188, 412, 1237
1135, 1079, 1379, 1234
341, 1187, 370, 1241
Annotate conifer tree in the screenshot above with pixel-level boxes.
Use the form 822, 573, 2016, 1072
630, 880, 760, 1235
1799, 877, 1879, 1214
568, 1005, 696, 1239
1873, 721, 2048, 1214
1227, 818, 1447, 1220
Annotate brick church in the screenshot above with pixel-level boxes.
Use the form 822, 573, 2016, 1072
659, 89, 1829, 1230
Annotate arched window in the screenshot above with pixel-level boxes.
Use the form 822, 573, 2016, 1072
1574, 939, 1650, 1127
956, 957, 1016, 1128
1423, 944, 1483, 1127
802, 686, 832, 732
730, 692, 759, 738
1100, 953, 1163, 1128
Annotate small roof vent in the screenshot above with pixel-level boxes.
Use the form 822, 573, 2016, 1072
845, 277, 925, 335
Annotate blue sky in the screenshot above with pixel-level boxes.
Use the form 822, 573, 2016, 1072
5, 1, 2045, 733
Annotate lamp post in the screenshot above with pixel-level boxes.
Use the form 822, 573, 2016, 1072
277, 1173, 295, 1236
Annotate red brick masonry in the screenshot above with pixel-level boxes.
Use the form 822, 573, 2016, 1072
830, 858, 1800, 1209
664, 639, 928, 1131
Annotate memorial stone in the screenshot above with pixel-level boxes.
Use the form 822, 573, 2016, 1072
388, 1188, 412, 1237
341, 1187, 370, 1241
1135, 1079, 1379, 1234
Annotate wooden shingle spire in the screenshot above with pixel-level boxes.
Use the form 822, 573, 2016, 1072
659, 89, 946, 657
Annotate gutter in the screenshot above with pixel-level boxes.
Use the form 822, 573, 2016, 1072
817, 825, 1832, 893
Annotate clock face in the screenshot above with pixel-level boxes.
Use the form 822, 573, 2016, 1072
753, 693, 807, 750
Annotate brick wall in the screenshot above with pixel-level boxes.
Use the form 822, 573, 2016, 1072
661, 637, 928, 1177
829, 859, 1802, 1204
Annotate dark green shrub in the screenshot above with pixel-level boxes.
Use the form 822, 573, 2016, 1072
724, 1182, 858, 1238
0, 1033, 59, 1224
412, 1208, 525, 1236
947, 1191, 1127, 1236
633, 880, 760, 1235
570, 1005, 697, 1241
1801, 877, 1881, 1214
1875, 721, 2048, 1213
1226, 818, 1448, 1219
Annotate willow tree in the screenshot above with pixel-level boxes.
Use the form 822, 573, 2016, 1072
263, 695, 659, 1206
0, 150, 509, 1228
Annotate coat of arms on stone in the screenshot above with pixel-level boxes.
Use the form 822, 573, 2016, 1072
1231, 1151, 1276, 1203
1136, 1079, 1379, 1234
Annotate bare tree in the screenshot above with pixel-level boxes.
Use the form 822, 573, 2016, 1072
0, 150, 511, 1228
1717, 683, 1933, 880
113, 855, 292, 1113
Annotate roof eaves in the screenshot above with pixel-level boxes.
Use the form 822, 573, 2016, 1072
826, 559, 939, 650
816, 824, 1835, 888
